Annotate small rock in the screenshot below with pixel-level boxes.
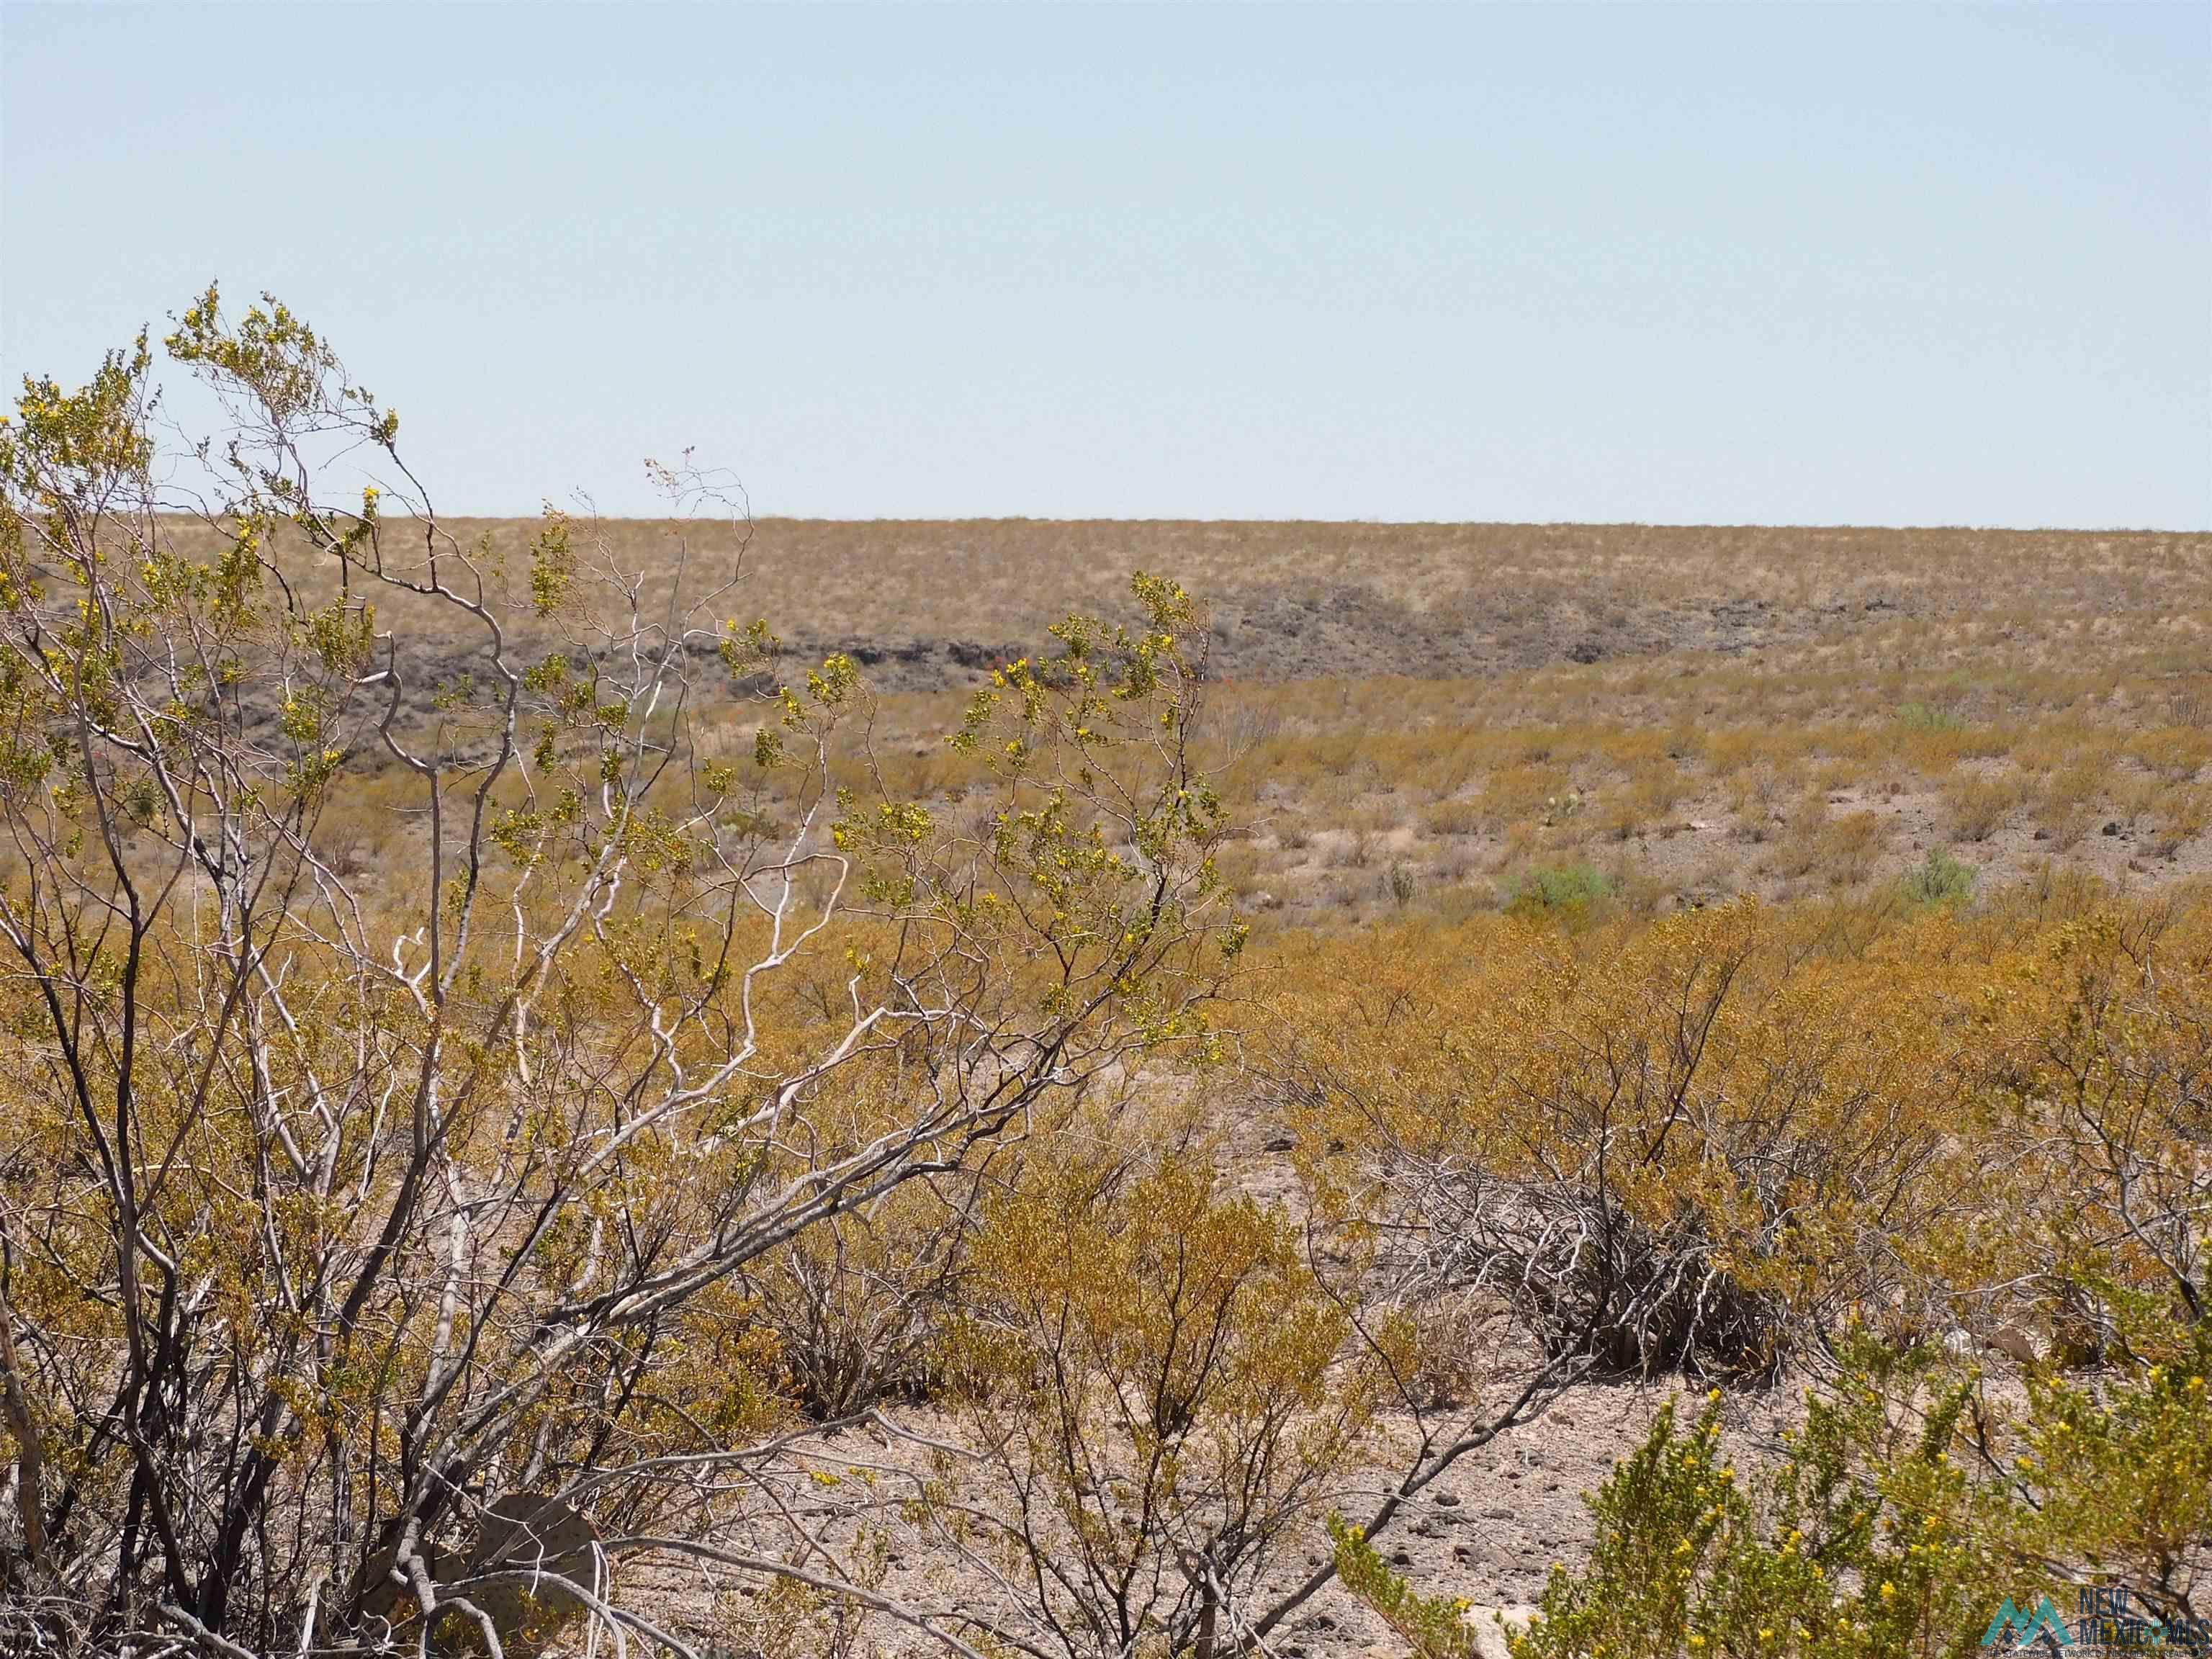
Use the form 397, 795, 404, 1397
2104, 821, 2123, 837
1462, 1605, 1542, 1659
1263, 1135, 1298, 1154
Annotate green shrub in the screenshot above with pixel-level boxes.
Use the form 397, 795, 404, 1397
1901, 847, 1976, 907
2011, 1290, 2212, 1611
1328, 1516, 1478, 1659
1897, 701, 1968, 733
1506, 1349, 2010, 1659
1502, 862, 1614, 919
1338, 1326, 2212, 1658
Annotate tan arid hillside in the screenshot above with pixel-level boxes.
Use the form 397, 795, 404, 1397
325, 516, 2211, 689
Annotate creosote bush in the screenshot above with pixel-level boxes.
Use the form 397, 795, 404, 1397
1272, 905, 1961, 1380
922, 1141, 1383, 1659
0, 291, 1237, 1655
1341, 1321, 2212, 1658
1266, 885, 2212, 1385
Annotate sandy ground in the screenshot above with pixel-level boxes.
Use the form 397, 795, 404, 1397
600, 1375, 1807, 1658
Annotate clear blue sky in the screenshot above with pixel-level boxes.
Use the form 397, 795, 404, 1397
4, 3, 2207, 527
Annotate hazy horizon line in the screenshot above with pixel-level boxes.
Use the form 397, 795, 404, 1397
181, 510, 2209, 536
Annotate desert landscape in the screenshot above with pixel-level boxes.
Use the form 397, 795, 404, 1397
6, 366, 2208, 1652
225, 513, 2212, 930
3, 4, 2206, 1654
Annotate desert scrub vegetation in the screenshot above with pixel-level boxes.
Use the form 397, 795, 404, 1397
919, 1146, 1385, 1659
181, 603, 2210, 933
1901, 847, 1977, 908
1500, 862, 1615, 921
0, 292, 1241, 1654
1340, 1320, 2212, 1656
3, 292, 2209, 1658
153, 501, 2212, 930
1259, 886, 2212, 1380
1279, 891, 2212, 1647
1267, 904, 1963, 1382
